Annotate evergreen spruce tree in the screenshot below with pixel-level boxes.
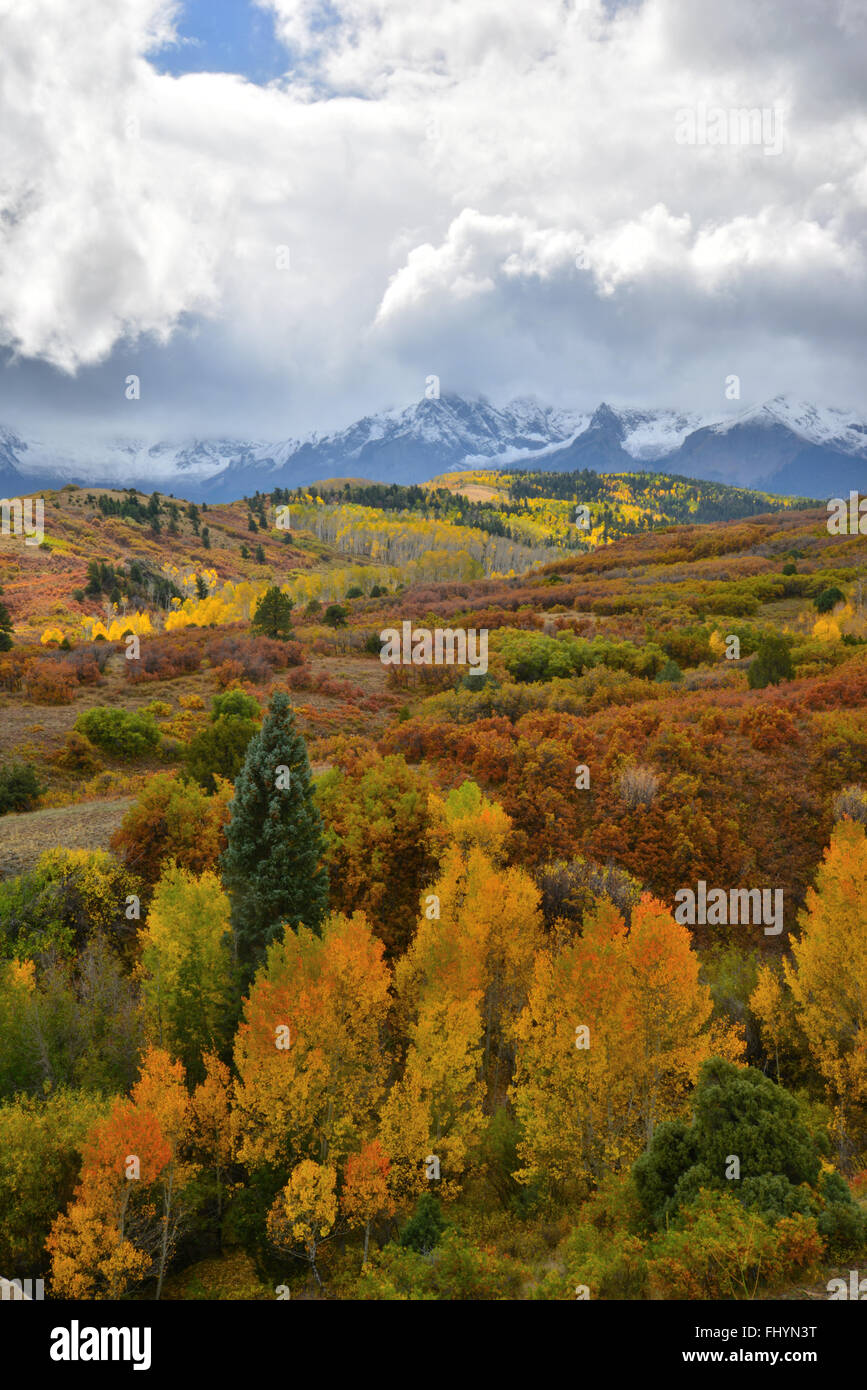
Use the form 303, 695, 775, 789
0, 587, 12, 652
747, 631, 794, 689
220, 691, 328, 971
251, 585, 295, 639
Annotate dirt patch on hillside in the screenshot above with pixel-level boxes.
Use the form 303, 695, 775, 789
0, 798, 134, 879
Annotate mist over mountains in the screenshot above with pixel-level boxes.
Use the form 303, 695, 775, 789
1, 394, 864, 503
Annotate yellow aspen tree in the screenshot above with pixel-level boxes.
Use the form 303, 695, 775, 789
266, 1160, 338, 1292
512, 896, 738, 1193
783, 818, 867, 1159
750, 963, 805, 1085
512, 902, 637, 1192
395, 841, 542, 1103
379, 992, 485, 1202
626, 895, 738, 1144
233, 913, 391, 1172
137, 865, 235, 1083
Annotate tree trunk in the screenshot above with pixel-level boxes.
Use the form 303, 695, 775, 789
155, 1169, 173, 1301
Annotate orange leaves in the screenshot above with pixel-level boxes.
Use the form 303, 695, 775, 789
82, 1102, 171, 1189
111, 772, 232, 888
46, 1047, 194, 1300
739, 703, 799, 751
190, 1052, 234, 1169
130, 1048, 189, 1152
342, 1140, 394, 1230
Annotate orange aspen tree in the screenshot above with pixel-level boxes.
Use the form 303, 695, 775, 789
341, 1139, 395, 1267
233, 913, 391, 1172
47, 1048, 193, 1300
189, 1052, 234, 1233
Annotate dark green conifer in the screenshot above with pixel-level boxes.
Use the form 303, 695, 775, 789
220, 691, 328, 970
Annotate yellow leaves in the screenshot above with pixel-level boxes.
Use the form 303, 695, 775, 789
47, 1196, 150, 1300
165, 578, 268, 631
427, 779, 512, 865
81, 611, 153, 641
34, 849, 139, 935
40, 625, 65, 645
138, 867, 235, 1078
386, 840, 542, 1196
395, 840, 542, 1099
709, 630, 727, 659
812, 614, 841, 642
233, 913, 391, 1171
379, 991, 485, 1201
781, 819, 867, 1142
749, 963, 797, 1081
6, 957, 36, 995
266, 1161, 338, 1256
511, 894, 735, 1190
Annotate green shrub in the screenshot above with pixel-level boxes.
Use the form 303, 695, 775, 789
815, 586, 845, 613
358, 1230, 526, 1300
399, 1193, 446, 1254
323, 603, 348, 628
647, 1191, 823, 1299
655, 658, 683, 684
74, 706, 160, 758
0, 762, 44, 814
747, 633, 795, 689
185, 715, 258, 793
815, 1171, 867, 1258
211, 689, 260, 723
633, 1059, 824, 1229
561, 1224, 648, 1300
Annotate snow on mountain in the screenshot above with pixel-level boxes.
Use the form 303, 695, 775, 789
617, 408, 713, 461
12, 434, 263, 487
0, 394, 864, 499
708, 396, 867, 457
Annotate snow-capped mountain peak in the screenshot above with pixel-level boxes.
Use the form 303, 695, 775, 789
0, 393, 864, 499
711, 396, 867, 456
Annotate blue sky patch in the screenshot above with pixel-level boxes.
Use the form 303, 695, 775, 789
152, 0, 289, 84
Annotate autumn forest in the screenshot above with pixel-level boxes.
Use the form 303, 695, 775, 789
1, 472, 866, 1303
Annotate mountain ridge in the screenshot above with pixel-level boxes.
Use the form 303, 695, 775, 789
1, 393, 864, 502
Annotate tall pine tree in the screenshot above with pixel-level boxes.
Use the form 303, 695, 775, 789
220, 691, 329, 971
0, 586, 12, 652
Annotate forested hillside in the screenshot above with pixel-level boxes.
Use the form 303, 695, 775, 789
1, 478, 866, 1302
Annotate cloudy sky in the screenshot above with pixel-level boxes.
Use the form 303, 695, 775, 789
0, 0, 865, 445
